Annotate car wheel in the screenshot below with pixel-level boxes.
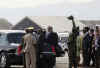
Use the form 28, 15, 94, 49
0, 52, 8, 68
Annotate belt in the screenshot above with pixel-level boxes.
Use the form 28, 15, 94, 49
41, 52, 54, 53
40, 52, 56, 55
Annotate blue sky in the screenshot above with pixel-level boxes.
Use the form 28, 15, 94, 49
0, 0, 99, 25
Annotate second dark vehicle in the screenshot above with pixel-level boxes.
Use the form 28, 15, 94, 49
0, 30, 25, 68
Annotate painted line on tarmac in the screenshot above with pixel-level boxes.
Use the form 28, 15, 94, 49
10, 65, 24, 68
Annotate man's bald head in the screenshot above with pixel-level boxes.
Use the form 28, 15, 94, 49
47, 26, 53, 32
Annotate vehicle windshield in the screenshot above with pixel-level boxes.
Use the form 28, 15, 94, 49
7, 33, 25, 44
59, 37, 68, 43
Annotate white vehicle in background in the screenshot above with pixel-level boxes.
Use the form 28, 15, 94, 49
58, 32, 69, 52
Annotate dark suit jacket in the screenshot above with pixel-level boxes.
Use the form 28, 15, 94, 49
37, 31, 58, 53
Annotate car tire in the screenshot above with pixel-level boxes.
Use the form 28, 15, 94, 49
0, 52, 9, 68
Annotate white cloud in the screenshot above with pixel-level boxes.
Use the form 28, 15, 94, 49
0, 0, 64, 8
0, 0, 94, 8
67, 0, 94, 3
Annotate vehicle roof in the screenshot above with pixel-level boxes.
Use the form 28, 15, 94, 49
0, 30, 25, 34
58, 32, 69, 37
96, 25, 100, 27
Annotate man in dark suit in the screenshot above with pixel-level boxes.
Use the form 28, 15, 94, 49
82, 28, 94, 66
95, 28, 100, 68
37, 26, 58, 68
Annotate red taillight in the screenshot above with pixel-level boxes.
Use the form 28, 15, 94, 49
17, 45, 22, 55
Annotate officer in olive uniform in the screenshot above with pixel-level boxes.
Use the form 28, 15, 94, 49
21, 27, 37, 68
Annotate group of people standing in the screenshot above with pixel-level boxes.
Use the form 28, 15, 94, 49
20, 26, 58, 68
17, 24, 100, 68
68, 26, 100, 68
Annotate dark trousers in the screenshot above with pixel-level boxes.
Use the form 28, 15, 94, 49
96, 47, 100, 68
22, 53, 26, 68
83, 50, 90, 66
40, 54, 56, 68
69, 58, 77, 68
69, 52, 77, 68
89, 48, 96, 66
36, 53, 40, 68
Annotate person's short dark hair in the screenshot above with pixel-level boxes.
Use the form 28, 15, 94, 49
47, 26, 53, 32
48, 26, 53, 30
96, 26, 99, 30
72, 27, 79, 34
83, 27, 90, 33
90, 29, 94, 33
95, 29, 99, 33
85, 27, 90, 32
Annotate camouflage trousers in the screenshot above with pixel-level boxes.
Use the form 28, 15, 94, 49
68, 52, 77, 68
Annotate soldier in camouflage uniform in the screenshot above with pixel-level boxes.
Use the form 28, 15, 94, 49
68, 28, 78, 68
67, 16, 79, 68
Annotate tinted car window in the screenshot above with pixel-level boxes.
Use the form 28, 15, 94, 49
0, 33, 9, 45
7, 33, 25, 44
59, 37, 68, 43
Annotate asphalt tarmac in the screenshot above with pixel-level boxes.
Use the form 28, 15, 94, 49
9, 52, 95, 68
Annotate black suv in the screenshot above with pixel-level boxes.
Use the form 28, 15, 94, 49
0, 30, 25, 68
